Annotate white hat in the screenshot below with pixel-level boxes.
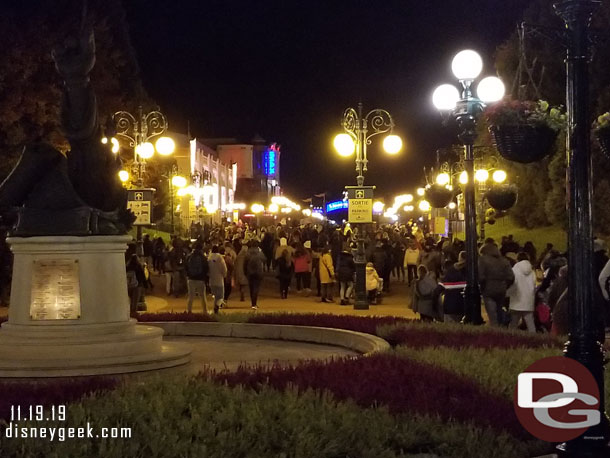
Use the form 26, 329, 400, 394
280, 237, 288, 246
304, 240, 311, 249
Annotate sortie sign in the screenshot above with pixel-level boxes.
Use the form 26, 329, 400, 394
348, 198, 373, 223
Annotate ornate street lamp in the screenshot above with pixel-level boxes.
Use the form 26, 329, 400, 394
432, 50, 505, 324
334, 103, 401, 309
553, 0, 610, 453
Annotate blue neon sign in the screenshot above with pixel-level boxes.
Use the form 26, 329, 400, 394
326, 200, 349, 213
264, 149, 276, 176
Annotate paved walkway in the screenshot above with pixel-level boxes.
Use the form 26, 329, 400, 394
144, 271, 418, 318
165, 336, 359, 373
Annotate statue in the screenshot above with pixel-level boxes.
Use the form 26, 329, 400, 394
0, 27, 134, 236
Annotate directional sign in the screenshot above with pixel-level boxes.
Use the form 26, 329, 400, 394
346, 187, 374, 200
348, 198, 373, 223
127, 188, 155, 226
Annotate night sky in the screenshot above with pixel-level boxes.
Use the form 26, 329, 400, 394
124, 0, 531, 201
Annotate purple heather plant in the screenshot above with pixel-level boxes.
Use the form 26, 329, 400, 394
136, 312, 217, 322
204, 353, 529, 439
0, 377, 118, 422
246, 313, 412, 335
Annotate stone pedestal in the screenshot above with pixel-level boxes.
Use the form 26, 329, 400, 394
0, 236, 190, 377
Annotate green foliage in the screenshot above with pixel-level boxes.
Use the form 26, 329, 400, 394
483, 215, 567, 252
485, 100, 566, 132
0, 0, 152, 183
397, 346, 610, 409
593, 112, 610, 131
0, 377, 546, 458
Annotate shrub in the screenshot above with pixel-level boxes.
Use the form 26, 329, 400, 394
205, 352, 529, 439
377, 322, 562, 350
136, 312, 217, 322
0, 377, 118, 422
246, 313, 412, 335
0, 377, 548, 458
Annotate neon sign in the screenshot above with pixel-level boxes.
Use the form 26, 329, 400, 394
264, 143, 279, 177
326, 200, 349, 213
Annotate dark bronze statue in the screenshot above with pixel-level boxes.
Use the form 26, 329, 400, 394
0, 28, 133, 236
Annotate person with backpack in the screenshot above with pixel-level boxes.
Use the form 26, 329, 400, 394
208, 245, 228, 314
185, 242, 209, 314
244, 240, 267, 310
126, 254, 146, 315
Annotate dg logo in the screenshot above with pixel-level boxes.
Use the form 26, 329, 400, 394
514, 356, 600, 442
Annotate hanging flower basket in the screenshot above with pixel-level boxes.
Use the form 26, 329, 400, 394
485, 100, 564, 164
424, 184, 453, 208
485, 184, 518, 211
595, 128, 610, 159
489, 124, 557, 164
593, 114, 610, 159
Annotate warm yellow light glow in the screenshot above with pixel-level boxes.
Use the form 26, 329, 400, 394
101, 137, 108, 144
118, 170, 129, 183
110, 137, 120, 154
155, 136, 175, 156
475, 169, 489, 183
136, 142, 154, 159
403, 205, 414, 212
251, 203, 264, 214
172, 175, 187, 188
302, 209, 312, 217
448, 202, 457, 210
436, 172, 450, 186
268, 203, 279, 213
383, 134, 402, 155
334, 133, 355, 157
373, 201, 385, 213
177, 187, 189, 197
417, 188, 425, 197
386, 207, 397, 216
459, 171, 468, 184
419, 200, 431, 212
492, 169, 507, 183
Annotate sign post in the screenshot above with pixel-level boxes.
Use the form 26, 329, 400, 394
346, 186, 374, 310
127, 188, 155, 311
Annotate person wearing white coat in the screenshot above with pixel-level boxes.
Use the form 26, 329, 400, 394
507, 253, 536, 333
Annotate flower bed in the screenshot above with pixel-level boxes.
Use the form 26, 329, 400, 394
205, 352, 528, 439
136, 311, 217, 322
377, 322, 561, 350
0, 377, 118, 422
246, 312, 412, 335
0, 378, 548, 458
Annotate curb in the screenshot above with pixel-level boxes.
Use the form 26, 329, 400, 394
147, 322, 390, 356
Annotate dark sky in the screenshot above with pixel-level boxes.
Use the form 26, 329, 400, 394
124, 0, 531, 201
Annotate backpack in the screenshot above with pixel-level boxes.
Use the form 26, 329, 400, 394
126, 270, 139, 288
186, 252, 208, 278
246, 252, 264, 277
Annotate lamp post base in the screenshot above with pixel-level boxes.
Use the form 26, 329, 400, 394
463, 284, 483, 325
353, 235, 368, 310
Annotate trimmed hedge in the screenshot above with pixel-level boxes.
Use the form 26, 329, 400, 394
246, 313, 412, 335
205, 353, 529, 439
377, 322, 562, 349
0, 378, 549, 458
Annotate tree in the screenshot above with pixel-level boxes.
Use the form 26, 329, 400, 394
0, 0, 152, 182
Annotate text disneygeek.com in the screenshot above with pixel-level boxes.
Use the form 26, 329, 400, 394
2, 422, 132, 441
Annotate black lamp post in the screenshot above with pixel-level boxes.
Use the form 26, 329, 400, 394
334, 103, 402, 310
433, 50, 506, 325
554, 0, 610, 454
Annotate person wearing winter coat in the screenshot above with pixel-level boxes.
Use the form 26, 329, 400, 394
478, 241, 515, 326
319, 247, 335, 303
366, 262, 381, 304
244, 241, 267, 310
440, 259, 465, 323
293, 245, 312, 295
234, 244, 249, 302
277, 249, 294, 299
507, 252, 536, 333
403, 241, 420, 286
413, 265, 438, 322
208, 246, 228, 313
336, 249, 356, 305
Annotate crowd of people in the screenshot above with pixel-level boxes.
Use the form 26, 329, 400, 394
120, 220, 610, 336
